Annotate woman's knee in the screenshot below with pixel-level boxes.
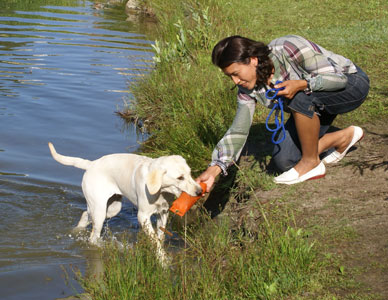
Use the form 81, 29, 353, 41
272, 144, 300, 172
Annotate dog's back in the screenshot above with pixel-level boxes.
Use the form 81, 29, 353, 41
48, 142, 150, 195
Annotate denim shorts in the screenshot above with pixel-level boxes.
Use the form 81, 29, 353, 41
287, 65, 370, 118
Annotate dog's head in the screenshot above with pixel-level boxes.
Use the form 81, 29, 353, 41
146, 155, 202, 198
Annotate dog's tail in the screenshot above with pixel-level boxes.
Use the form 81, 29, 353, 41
48, 142, 92, 170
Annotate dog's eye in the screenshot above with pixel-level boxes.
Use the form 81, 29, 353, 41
177, 176, 184, 181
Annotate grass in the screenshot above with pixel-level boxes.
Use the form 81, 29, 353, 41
78, 0, 388, 299
78, 210, 322, 300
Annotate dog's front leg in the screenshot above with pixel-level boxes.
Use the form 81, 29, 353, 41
156, 203, 169, 243
75, 210, 90, 230
137, 211, 160, 246
138, 211, 168, 265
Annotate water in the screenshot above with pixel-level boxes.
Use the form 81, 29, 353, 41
0, 1, 153, 298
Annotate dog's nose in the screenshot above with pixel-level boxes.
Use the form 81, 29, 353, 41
196, 186, 203, 196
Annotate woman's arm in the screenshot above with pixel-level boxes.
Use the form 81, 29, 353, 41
210, 93, 256, 174
197, 93, 256, 191
281, 37, 350, 91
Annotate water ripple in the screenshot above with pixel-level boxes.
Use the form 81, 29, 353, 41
0, 1, 150, 277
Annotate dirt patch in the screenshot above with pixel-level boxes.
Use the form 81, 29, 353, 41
291, 121, 388, 297
204, 120, 388, 298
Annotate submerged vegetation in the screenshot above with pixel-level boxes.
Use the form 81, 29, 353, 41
79, 0, 388, 299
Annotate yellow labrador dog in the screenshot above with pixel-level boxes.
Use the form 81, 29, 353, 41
48, 142, 202, 259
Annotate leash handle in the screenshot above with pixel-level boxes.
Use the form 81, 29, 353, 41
265, 81, 286, 144
265, 81, 284, 100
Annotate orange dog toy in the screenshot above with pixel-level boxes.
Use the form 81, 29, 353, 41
169, 182, 207, 217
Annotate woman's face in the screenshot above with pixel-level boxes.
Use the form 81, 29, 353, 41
222, 57, 258, 90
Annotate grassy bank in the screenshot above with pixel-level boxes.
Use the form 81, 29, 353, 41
78, 0, 388, 299
122, 0, 388, 173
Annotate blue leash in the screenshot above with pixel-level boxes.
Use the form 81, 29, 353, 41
265, 80, 286, 144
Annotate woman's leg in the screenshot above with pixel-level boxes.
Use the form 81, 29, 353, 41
276, 113, 360, 176
292, 111, 357, 175
292, 110, 321, 176
318, 126, 356, 154
272, 112, 334, 172
273, 110, 357, 172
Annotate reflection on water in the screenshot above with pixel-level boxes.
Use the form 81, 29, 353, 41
0, 0, 153, 298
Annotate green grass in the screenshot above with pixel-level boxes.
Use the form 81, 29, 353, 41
78, 211, 323, 300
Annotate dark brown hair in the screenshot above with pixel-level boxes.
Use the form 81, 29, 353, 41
211, 35, 273, 86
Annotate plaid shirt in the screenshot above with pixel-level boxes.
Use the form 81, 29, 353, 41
210, 35, 357, 175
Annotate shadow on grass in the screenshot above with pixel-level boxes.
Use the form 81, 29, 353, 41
203, 123, 276, 218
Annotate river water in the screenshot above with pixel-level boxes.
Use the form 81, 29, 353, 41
0, 1, 153, 299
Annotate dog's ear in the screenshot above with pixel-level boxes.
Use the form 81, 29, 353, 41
146, 169, 166, 195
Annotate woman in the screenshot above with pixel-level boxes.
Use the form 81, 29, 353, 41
197, 35, 369, 188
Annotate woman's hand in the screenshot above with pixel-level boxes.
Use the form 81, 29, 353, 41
275, 80, 307, 99
196, 165, 222, 192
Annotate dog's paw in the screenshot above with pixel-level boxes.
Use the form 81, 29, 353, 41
157, 250, 172, 268
72, 226, 87, 234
